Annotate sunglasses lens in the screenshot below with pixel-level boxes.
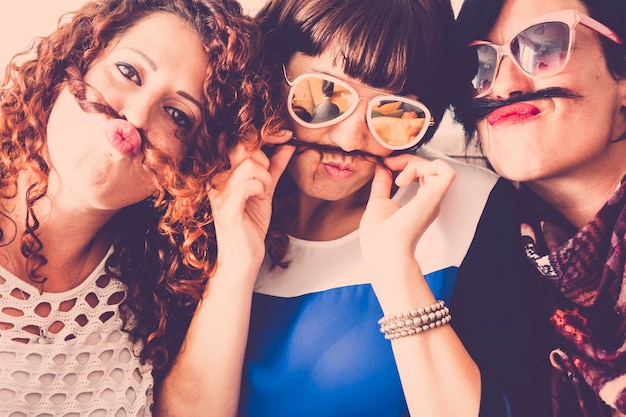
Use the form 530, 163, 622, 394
513, 21, 570, 76
368, 97, 430, 149
470, 44, 498, 97
469, 21, 571, 97
288, 75, 356, 125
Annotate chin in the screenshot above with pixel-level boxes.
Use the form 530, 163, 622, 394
493, 164, 544, 184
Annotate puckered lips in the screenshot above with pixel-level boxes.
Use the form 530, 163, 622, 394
487, 103, 540, 126
103, 119, 141, 157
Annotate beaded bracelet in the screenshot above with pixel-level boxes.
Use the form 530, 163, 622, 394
378, 300, 451, 340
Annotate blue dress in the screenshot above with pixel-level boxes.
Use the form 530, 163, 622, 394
239, 149, 542, 417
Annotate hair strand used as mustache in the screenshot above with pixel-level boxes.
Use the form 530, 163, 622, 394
456, 87, 582, 124
263, 138, 386, 165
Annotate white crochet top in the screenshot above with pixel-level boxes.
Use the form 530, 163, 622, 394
0, 250, 154, 416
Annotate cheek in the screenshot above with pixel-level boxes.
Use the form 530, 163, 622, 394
476, 121, 492, 153
144, 129, 187, 162
291, 123, 312, 141
286, 151, 318, 181
47, 90, 90, 159
475, 120, 530, 176
83, 61, 119, 107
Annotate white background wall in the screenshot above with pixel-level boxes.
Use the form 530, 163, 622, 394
0, 0, 464, 74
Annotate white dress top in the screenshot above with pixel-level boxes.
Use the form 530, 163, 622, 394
0, 250, 153, 416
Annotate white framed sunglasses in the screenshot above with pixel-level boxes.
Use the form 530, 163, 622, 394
468, 9, 624, 98
282, 65, 434, 150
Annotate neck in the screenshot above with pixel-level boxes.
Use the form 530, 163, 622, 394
289, 186, 369, 241
527, 169, 625, 230
1, 174, 115, 292
524, 140, 626, 228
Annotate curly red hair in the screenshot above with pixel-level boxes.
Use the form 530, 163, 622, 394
0, 0, 282, 371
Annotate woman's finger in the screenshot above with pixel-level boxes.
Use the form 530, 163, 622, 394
262, 129, 293, 145
368, 164, 394, 201
267, 144, 295, 195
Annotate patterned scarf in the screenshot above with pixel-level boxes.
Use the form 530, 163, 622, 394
521, 180, 626, 417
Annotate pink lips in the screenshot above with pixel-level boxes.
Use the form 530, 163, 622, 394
486, 103, 540, 126
103, 119, 142, 157
322, 161, 355, 180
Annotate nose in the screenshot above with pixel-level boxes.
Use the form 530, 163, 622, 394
327, 99, 372, 152
118, 96, 153, 131
489, 55, 533, 100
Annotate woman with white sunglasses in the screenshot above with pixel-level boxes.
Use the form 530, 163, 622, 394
451, 0, 626, 416
157, 0, 547, 416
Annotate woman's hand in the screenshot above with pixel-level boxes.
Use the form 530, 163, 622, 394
156, 132, 294, 417
208, 131, 295, 280
359, 154, 456, 273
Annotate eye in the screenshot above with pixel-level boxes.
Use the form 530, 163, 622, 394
115, 62, 142, 86
164, 106, 192, 129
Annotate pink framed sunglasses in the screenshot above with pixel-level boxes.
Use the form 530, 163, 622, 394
468, 9, 623, 98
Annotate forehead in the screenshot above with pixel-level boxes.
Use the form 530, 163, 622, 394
287, 50, 347, 80
489, 0, 588, 41
286, 49, 396, 95
107, 12, 207, 81
114, 12, 195, 46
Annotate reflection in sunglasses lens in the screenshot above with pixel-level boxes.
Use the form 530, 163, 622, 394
369, 99, 427, 147
471, 21, 571, 97
516, 22, 569, 76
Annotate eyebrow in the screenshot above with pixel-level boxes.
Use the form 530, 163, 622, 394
120, 47, 203, 114
177, 90, 203, 113
121, 47, 157, 71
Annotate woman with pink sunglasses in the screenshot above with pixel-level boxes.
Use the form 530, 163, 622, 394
452, 0, 626, 416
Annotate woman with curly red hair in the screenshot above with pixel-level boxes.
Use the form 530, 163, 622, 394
0, 0, 287, 415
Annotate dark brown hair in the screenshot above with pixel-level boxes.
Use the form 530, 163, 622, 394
256, 0, 455, 134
